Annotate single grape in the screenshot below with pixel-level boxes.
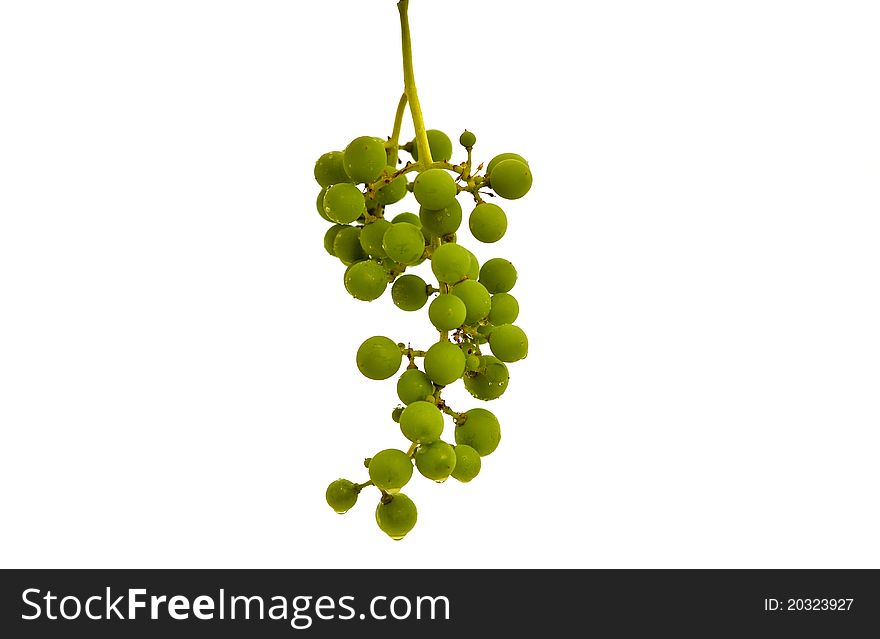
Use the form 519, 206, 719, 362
488, 324, 528, 362
391, 274, 429, 311
375, 493, 417, 540
397, 369, 434, 405
359, 219, 392, 258
392, 211, 420, 226
413, 169, 457, 210
333, 226, 368, 265
410, 129, 453, 162
465, 354, 481, 371
356, 336, 403, 380
469, 202, 508, 243
343, 136, 387, 184
314, 151, 351, 187
486, 152, 528, 175
326, 478, 358, 513
465, 248, 480, 280
488, 292, 519, 325
428, 294, 467, 331
459, 130, 476, 148
399, 400, 444, 444
316, 187, 333, 222
488, 158, 532, 200
377, 166, 408, 205
451, 279, 491, 325
479, 258, 517, 293
431, 243, 471, 283
463, 355, 509, 400
344, 260, 387, 301
414, 441, 457, 481
454, 408, 501, 456
391, 406, 404, 422
323, 224, 346, 256
450, 445, 481, 482
368, 449, 413, 493
323, 183, 366, 224
382, 222, 425, 265
424, 340, 466, 385
419, 198, 462, 236
477, 323, 494, 337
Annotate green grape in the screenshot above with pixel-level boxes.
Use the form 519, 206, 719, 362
356, 336, 403, 380
469, 203, 507, 243
343, 136, 387, 184
410, 129, 453, 162
414, 441, 456, 481
359, 219, 392, 258
419, 198, 462, 236
323, 224, 346, 256
486, 152, 528, 175
368, 449, 413, 493
397, 369, 434, 405
391, 406, 404, 422
465, 354, 481, 371
488, 324, 528, 362
428, 294, 467, 331
477, 323, 494, 336
399, 400, 444, 444
316, 187, 333, 222
377, 166, 408, 205
463, 355, 509, 400
314, 151, 351, 187
479, 258, 517, 293
326, 478, 358, 513
450, 445, 481, 482
344, 260, 387, 301
488, 292, 519, 325
323, 183, 366, 224
392, 211, 420, 226
413, 169, 457, 210
391, 274, 428, 311
465, 249, 480, 280
382, 222, 425, 265
451, 279, 491, 324
424, 340, 466, 385
488, 158, 532, 200
375, 493, 417, 540
431, 243, 471, 283
333, 226, 368, 265
454, 408, 501, 456
459, 130, 476, 148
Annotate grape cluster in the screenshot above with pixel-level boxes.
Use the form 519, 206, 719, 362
318, 0, 530, 539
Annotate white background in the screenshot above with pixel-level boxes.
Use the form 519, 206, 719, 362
1, 0, 878, 568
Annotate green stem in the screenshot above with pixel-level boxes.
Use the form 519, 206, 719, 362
387, 92, 408, 165
398, 0, 432, 167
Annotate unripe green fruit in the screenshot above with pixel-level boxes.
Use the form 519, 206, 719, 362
326, 479, 358, 513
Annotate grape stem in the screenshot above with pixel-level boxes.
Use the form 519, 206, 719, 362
354, 480, 374, 493
387, 92, 408, 166
405, 442, 418, 458
398, 0, 433, 168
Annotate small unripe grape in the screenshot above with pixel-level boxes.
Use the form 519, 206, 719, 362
325, 478, 359, 513
375, 493, 417, 540
356, 336, 403, 380
377, 166, 408, 205
413, 169, 457, 210
465, 354, 481, 371
486, 152, 528, 175
451, 445, 481, 482
424, 340, 466, 385
419, 198, 462, 236
383, 222, 425, 265
431, 243, 471, 283
391, 406, 404, 422
451, 279, 491, 325
410, 129, 453, 162
323, 183, 366, 224
391, 274, 429, 311
397, 369, 434, 405
455, 408, 501, 456
428, 294, 467, 331
469, 203, 507, 243
414, 441, 457, 481
488, 324, 528, 362
323, 224, 345, 256
399, 400, 444, 444
459, 130, 476, 148
488, 159, 532, 200
316, 188, 333, 222
479, 258, 517, 293
333, 226, 368, 265
344, 136, 387, 183
488, 292, 519, 325
464, 355, 509, 400
359, 219, 391, 258
314, 151, 351, 187
368, 449, 413, 493
344, 260, 387, 301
